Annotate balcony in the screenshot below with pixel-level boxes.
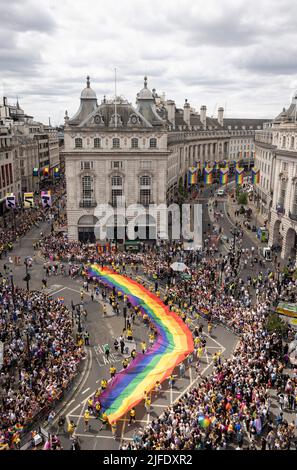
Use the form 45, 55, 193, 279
79, 200, 97, 208
289, 211, 297, 222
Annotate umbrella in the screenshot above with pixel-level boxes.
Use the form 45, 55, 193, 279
170, 262, 188, 272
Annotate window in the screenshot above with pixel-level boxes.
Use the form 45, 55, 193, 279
112, 189, 123, 206
291, 136, 295, 149
140, 175, 151, 186
82, 175, 93, 202
282, 162, 288, 172
111, 175, 122, 186
131, 138, 138, 148
112, 138, 120, 148
94, 138, 101, 148
75, 138, 82, 148
150, 138, 157, 148
282, 136, 286, 148
81, 161, 93, 170
140, 188, 151, 206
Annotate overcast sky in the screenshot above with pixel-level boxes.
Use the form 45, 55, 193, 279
1, 0, 297, 125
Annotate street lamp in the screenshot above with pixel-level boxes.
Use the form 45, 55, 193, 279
24, 259, 30, 290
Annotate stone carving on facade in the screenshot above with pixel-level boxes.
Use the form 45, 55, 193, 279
109, 114, 123, 127
127, 113, 141, 127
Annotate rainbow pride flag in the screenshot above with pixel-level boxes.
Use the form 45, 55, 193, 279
220, 167, 229, 185
188, 167, 198, 186
86, 265, 193, 423
204, 167, 213, 185
251, 168, 260, 184
236, 167, 244, 185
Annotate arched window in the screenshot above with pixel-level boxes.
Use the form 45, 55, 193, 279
75, 138, 82, 148
131, 138, 138, 148
112, 138, 120, 149
149, 138, 157, 148
282, 136, 286, 148
291, 136, 295, 149
111, 175, 122, 186
94, 138, 101, 148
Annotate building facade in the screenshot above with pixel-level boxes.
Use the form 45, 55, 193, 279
266, 92, 297, 262
64, 77, 268, 242
0, 97, 60, 200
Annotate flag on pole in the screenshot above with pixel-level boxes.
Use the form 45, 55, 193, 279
188, 167, 198, 186
235, 167, 244, 185
251, 168, 260, 185
41, 190, 52, 208
43, 167, 49, 177
33, 168, 39, 177
24, 192, 34, 208
204, 166, 213, 185
219, 168, 229, 185
54, 167, 60, 178
6, 193, 16, 209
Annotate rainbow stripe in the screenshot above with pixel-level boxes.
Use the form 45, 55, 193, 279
236, 168, 244, 185
252, 168, 260, 184
204, 167, 213, 185
188, 167, 198, 186
220, 168, 229, 185
86, 265, 194, 423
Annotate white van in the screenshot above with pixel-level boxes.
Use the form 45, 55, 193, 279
217, 188, 226, 196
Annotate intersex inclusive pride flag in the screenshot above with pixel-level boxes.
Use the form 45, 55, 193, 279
204, 166, 213, 185
236, 167, 244, 185
220, 167, 229, 185
86, 265, 193, 424
252, 168, 260, 184
188, 166, 198, 186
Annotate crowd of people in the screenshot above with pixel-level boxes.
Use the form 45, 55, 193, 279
0, 279, 84, 450
0, 182, 65, 259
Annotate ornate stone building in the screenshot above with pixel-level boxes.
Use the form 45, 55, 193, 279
266, 91, 297, 262
64, 77, 169, 242
64, 77, 268, 242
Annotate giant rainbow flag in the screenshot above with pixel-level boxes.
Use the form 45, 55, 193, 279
86, 264, 194, 423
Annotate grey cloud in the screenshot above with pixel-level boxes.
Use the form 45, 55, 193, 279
0, 0, 56, 33
239, 46, 297, 75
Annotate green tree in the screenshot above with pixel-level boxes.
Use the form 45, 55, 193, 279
266, 312, 288, 336
237, 192, 248, 205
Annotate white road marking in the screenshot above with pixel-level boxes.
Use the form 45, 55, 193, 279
48, 286, 67, 296
81, 387, 90, 395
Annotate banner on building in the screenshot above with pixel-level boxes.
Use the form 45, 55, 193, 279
219, 167, 229, 185
43, 167, 49, 177
33, 167, 39, 177
187, 167, 198, 186
252, 168, 260, 185
6, 193, 16, 209
24, 192, 34, 208
54, 167, 60, 178
204, 166, 213, 185
235, 167, 244, 185
41, 190, 52, 208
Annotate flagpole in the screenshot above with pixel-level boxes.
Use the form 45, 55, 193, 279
114, 68, 117, 129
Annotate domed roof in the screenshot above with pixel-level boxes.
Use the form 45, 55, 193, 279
138, 76, 154, 100
80, 76, 97, 100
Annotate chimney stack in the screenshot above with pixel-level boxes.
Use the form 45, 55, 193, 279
166, 99, 176, 128
183, 99, 191, 127
218, 107, 224, 126
200, 105, 207, 128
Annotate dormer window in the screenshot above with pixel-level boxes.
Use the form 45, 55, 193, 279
149, 138, 157, 148
131, 138, 138, 148
94, 138, 101, 148
75, 138, 82, 148
112, 138, 120, 149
